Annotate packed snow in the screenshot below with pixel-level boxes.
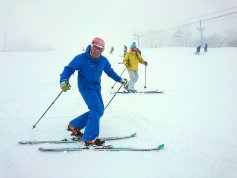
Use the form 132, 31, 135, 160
0, 47, 237, 178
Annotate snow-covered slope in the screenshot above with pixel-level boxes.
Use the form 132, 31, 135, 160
0, 47, 237, 178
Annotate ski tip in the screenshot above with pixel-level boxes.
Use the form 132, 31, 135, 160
158, 144, 165, 150
38, 147, 57, 152
130, 132, 137, 137
18, 141, 25, 144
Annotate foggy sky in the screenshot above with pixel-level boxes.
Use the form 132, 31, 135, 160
0, 0, 236, 51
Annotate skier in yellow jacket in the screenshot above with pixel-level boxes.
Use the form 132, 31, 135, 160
123, 42, 148, 92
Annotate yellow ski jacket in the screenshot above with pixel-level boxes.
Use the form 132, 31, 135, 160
123, 50, 146, 71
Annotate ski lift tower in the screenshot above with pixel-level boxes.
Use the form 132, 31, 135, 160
2, 32, 7, 52
197, 19, 204, 45
133, 33, 144, 48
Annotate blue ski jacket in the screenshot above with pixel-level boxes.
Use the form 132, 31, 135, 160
60, 45, 122, 91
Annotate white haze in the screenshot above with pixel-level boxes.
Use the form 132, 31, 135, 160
0, 0, 237, 51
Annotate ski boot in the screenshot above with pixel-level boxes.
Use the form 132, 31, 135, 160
67, 124, 83, 140
124, 84, 129, 91
83, 138, 106, 149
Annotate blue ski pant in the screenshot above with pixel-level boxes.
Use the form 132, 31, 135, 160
69, 89, 104, 141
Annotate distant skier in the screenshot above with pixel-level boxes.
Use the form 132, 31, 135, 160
204, 43, 208, 52
123, 42, 148, 93
123, 45, 127, 57
137, 48, 141, 55
195, 45, 201, 55
110, 46, 114, 54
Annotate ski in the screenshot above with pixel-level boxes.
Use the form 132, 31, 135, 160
112, 89, 164, 94
38, 144, 164, 152
18, 132, 136, 145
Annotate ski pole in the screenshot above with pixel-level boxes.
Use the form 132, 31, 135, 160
111, 67, 126, 89
32, 90, 64, 129
105, 84, 123, 111
144, 65, 147, 88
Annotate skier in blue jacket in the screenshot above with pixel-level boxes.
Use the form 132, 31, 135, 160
60, 37, 127, 147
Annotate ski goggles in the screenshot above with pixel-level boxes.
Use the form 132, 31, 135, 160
92, 44, 104, 52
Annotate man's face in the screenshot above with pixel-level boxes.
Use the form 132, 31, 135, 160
91, 44, 104, 58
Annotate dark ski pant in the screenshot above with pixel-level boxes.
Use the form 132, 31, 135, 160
69, 89, 104, 141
